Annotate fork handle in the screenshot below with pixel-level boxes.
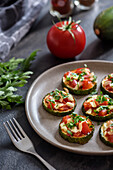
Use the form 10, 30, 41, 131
28, 151, 56, 170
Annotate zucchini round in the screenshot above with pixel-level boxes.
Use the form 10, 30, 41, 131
59, 113, 94, 144
94, 6, 113, 41
82, 95, 113, 121
62, 67, 97, 95
42, 88, 76, 116
100, 74, 113, 98
99, 119, 113, 147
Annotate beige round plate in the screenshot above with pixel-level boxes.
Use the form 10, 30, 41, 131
25, 60, 113, 155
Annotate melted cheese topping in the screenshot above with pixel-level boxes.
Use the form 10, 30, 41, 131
60, 114, 92, 137
102, 74, 113, 90
44, 89, 76, 112
84, 95, 113, 117
101, 120, 113, 141
63, 68, 96, 90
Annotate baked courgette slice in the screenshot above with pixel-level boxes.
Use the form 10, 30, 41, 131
99, 119, 113, 147
42, 88, 76, 116
62, 67, 97, 95
82, 94, 113, 121
101, 73, 113, 98
59, 113, 94, 144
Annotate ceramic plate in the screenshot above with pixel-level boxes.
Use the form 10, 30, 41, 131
25, 60, 113, 155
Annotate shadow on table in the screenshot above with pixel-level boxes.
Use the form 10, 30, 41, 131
78, 39, 113, 60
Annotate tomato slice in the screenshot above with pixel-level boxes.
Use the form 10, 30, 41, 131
107, 135, 113, 143
100, 101, 109, 106
82, 80, 93, 90
98, 109, 108, 116
63, 97, 69, 102
105, 85, 113, 92
69, 79, 77, 88
64, 71, 71, 78
47, 102, 55, 109
73, 131, 81, 137
75, 68, 84, 74
82, 122, 91, 135
62, 115, 70, 124
83, 101, 92, 111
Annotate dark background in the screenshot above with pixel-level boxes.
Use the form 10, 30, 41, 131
1, 0, 113, 170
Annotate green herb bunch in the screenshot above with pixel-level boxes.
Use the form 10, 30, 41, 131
0, 50, 38, 109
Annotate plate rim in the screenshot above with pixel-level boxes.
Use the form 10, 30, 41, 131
25, 60, 113, 155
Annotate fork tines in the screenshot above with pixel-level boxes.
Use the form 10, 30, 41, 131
3, 118, 25, 142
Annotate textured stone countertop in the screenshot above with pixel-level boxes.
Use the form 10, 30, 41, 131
1, 0, 113, 170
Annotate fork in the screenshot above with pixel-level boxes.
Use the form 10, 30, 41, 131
3, 118, 56, 170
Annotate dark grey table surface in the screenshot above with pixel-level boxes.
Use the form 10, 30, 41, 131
1, 0, 113, 170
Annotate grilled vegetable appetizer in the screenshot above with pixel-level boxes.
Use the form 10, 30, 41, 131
99, 119, 113, 147
59, 113, 94, 144
82, 94, 113, 121
62, 67, 97, 95
42, 88, 76, 116
101, 73, 113, 98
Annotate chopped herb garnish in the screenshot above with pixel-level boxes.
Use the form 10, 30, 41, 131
94, 110, 99, 113
48, 99, 55, 104
49, 102, 53, 110
66, 76, 71, 81
100, 91, 103, 95
66, 114, 86, 129
94, 106, 109, 113
72, 112, 76, 117
96, 94, 109, 104
89, 125, 94, 128
71, 73, 78, 77
67, 130, 73, 136
71, 114, 85, 124
92, 75, 97, 82
78, 72, 87, 81
67, 122, 75, 128
66, 75, 75, 82
60, 91, 69, 99
80, 76, 84, 82
99, 105, 109, 110
108, 75, 111, 79
84, 64, 87, 68
110, 123, 113, 127
108, 98, 113, 105
50, 89, 69, 101
86, 116, 89, 120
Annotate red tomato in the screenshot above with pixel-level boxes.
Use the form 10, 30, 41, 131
83, 102, 92, 111
82, 122, 91, 135
107, 135, 113, 143
62, 115, 70, 124
73, 131, 81, 137
98, 109, 107, 116
75, 68, 85, 74
69, 79, 77, 88
82, 80, 93, 90
64, 71, 71, 78
47, 102, 55, 109
47, 19, 86, 59
106, 85, 113, 92
63, 97, 69, 102
100, 101, 108, 106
